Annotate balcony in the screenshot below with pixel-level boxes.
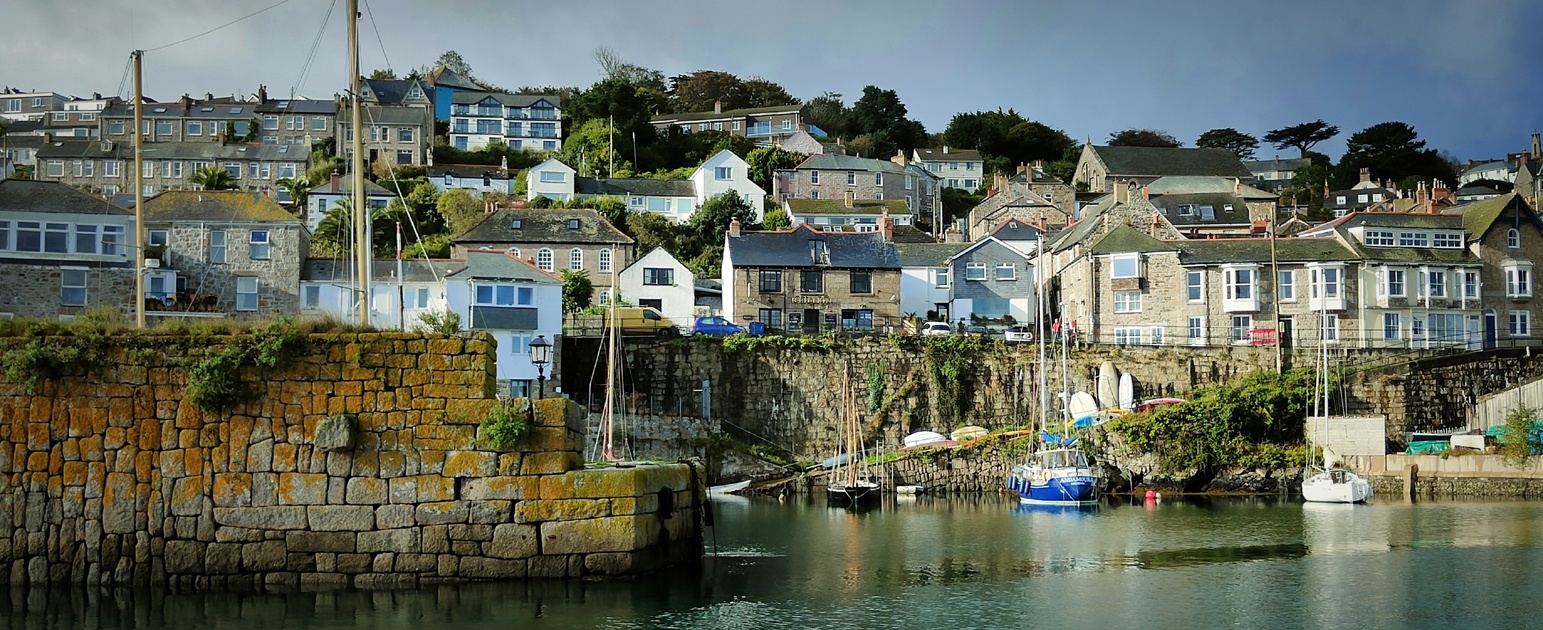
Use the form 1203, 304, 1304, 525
746, 124, 784, 137
506, 109, 559, 121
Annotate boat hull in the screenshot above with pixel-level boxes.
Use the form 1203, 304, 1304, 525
1009, 473, 1100, 505
1302, 470, 1373, 504
827, 483, 882, 508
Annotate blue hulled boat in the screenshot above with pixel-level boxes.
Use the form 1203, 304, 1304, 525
1007, 437, 1101, 505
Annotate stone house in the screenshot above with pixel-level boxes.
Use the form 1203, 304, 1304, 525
444, 251, 563, 397
650, 103, 811, 146
1072, 144, 1252, 193
722, 220, 902, 332
772, 153, 941, 221
101, 97, 265, 144
300, 258, 463, 330
913, 146, 985, 192
141, 190, 308, 320
452, 207, 635, 306
1145, 175, 1279, 236
948, 236, 1037, 327
1460, 194, 1543, 348
35, 138, 308, 198
0, 179, 138, 320
254, 93, 337, 148
784, 198, 913, 231
965, 183, 1064, 241
618, 248, 697, 322
1325, 168, 1397, 217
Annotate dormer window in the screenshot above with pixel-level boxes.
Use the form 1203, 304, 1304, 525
809, 239, 830, 265
1110, 254, 1140, 279
511, 219, 523, 229
566, 219, 579, 230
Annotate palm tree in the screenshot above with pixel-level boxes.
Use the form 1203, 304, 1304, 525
314, 196, 413, 257
275, 177, 308, 211
189, 166, 237, 191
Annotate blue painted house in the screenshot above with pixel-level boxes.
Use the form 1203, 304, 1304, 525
425, 66, 485, 122
948, 236, 1037, 326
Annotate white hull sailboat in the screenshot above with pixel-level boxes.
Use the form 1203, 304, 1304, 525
1302, 295, 1371, 505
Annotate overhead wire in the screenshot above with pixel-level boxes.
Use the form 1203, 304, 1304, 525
292, 0, 340, 98
143, 0, 296, 53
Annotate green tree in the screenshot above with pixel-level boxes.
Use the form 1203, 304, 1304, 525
745, 146, 807, 191
436, 188, 488, 236
560, 118, 627, 177
743, 76, 799, 108
402, 233, 451, 258
1335, 121, 1456, 190
758, 208, 791, 230
1282, 162, 1331, 218
688, 192, 756, 245
848, 86, 927, 156
668, 70, 749, 113
804, 92, 850, 139
434, 50, 479, 84
1262, 120, 1340, 158
559, 269, 594, 313
189, 166, 238, 190
624, 211, 689, 256
1196, 128, 1260, 159
275, 177, 308, 211
368, 69, 397, 80
1107, 129, 1181, 147
587, 195, 628, 229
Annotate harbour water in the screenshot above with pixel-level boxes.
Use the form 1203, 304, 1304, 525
10, 495, 1543, 629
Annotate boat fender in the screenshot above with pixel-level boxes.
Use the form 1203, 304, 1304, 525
657, 486, 675, 520
1145, 490, 1156, 501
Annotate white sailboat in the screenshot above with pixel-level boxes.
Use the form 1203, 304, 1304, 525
1302, 300, 1372, 504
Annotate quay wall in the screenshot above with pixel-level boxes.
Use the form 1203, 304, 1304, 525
1346, 454, 1543, 497
0, 332, 702, 588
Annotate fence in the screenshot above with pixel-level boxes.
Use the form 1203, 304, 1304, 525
1471, 375, 1543, 431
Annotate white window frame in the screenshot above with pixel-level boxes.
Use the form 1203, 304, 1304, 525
1113, 290, 1142, 313
1508, 228, 1520, 249
965, 263, 987, 281
1113, 327, 1142, 347
236, 276, 259, 312
248, 230, 270, 259
1510, 311, 1531, 337
1383, 268, 1406, 298
1366, 230, 1394, 247
60, 268, 88, 306
1110, 254, 1140, 279
1279, 270, 1296, 301
209, 230, 226, 264
536, 248, 554, 271
1148, 326, 1165, 346
597, 248, 612, 273
568, 248, 584, 271
1231, 315, 1253, 344
932, 268, 949, 288
994, 263, 1016, 281
1186, 270, 1204, 303
1383, 312, 1401, 340
1187, 316, 1205, 346
1506, 263, 1533, 298
1320, 313, 1339, 344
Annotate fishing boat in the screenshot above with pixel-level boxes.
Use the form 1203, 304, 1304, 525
827, 366, 881, 509
1301, 295, 1372, 504
1007, 249, 1101, 506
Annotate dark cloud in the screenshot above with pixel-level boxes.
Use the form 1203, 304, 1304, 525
4, 0, 1537, 160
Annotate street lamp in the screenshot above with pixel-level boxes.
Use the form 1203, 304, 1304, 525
529, 335, 552, 399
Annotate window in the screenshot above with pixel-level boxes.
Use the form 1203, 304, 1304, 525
73, 225, 97, 254
1224, 268, 1253, 300
1433, 232, 1462, 248
15, 222, 40, 252
800, 270, 823, 293
713, 123, 722, 131
43, 223, 68, 253
1188, 316, 1204, 346
809, 171, 819, 185
155, 120, 172, 136
103, 161, 119, 178
398, 128, 413, 143
1384, 313, 1401, 340
536, 248, 553, 271
278, 164, 296, 179
759, 270, 782, 292
1366, 230, 1394, 246
932, 268, 948, 288
1110, 254, 1139, 279
396, 151, 412, 165
1508, 228, 1520, 249
1464, 271, 1480, 299
1320, 314, 1339, 343
1385, 269, 1405, 297
539, 171, 566, 183
1114, 327, 1142, 347
1279, 270, 1295, 301
1113, 290, 1142, 313
566, 219, 580, 230
1231, 315, 1253, 343
1511, 311, 1531, 337
1335, 196, 1346, 205
732, 121, 741, 131
1149, 326, 1165, 346
965, 263, 987, 281
995, 264, 1016, 281
1398, 232, 1428, 247
1411, 317, 1424, 339
1186, 271, 1203, 302
303, 285, 320, 309
1, 100, 16, 113
1507, 266, 1533, 297
108, 119, 123, 135
850, 270, 872, 294
61, 269, 87, 306
248, 230, 270, 259
598, 248, 612, 273
1427, 270, 1447, 298
102, 226, 123, 256
875, 172, 883, 186
517, 287, 534, 306
846, 172, 855, 186
209, 231, 226, 263
698, 123, 707, 132
236, 277, 259, 311
714, 167, 731, 181
568, 248, 583, 271
1310, 267, 1341, 299
758, 309, 782, 329
643, 268, 673, 285
45, 161, 63, 178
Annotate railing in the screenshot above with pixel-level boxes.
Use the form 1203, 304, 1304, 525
506, 110, 558, 120
747, 125, 787, 137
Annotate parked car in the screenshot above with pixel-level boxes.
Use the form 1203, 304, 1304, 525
1004, 325, 1034, 344
690, 316, 743, 336
602, 307, 680, 336
920, 321, 952, 336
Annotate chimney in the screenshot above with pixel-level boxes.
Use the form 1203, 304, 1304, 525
1114, 180, 1129, 204
728, 218, 741, 238
1141, 184, 1150, 199
880, 210, 893, 241
890, 149, 907, 166
330, 173, 340, 193
1532, 133, 1541, 159
1234, 177, 1241, 194
1519, 152, 1529, 171
202, 92, 211, 102
257, 84, 267, 103
1032, 159, 1044, 172
1416, 181, 1427, 208
713, 100, 722, 114
1358, 167, 1371, 184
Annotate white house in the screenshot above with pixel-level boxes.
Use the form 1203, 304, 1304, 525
897, 242, 968, 321
448, 91, 562, 152
913, 146, 985, 192
784, 198, 914, 231
300, 259, 461, 330
430, 164, 517, 196
444, 251, 563, 397
690, 149, 766, 219
618, 248, 697, 323
525, 158, 576, 203
306, 174, 395, 232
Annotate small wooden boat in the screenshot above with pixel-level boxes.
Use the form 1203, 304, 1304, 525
709, 480, 751, 495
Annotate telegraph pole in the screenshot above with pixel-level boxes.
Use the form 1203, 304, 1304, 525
132, 50, 145, 330
349, 0, 370, 327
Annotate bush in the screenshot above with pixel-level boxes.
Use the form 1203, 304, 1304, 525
1498, 404, 1543, 466
417, 309, 462, 334
480, 402, 531, 450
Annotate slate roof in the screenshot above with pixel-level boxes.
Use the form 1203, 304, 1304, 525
1086, 225, 1176, 256
896, 242, 969, 267
0, 179, 130, 215
256, 99, 337, 115
1150, 193, 1253, 226
725, 224, 900, 269
651, 104, 804, 124
142, 190, 298, 223
914, 147, 983, 162
308, 177, 394, 197
794, 153, 909, 174
785, 198, 910, 216
574, 177, 695, 197
345, 105, 427, 127
1146, 175, 1277, 199
890, 224, 935, 243
4, 120, 42, 134
102, 102, 260, 121
1460, 193, 1539, 239
1, 135, 46, 151
1091, 145, 1252, 178
1181, 237, 1358, 265
432, 164, 517, 179
1461, 161, 1516, 178
990, 219, 1045, 241
448, 251, 562, 282
362, 79, 432, 105
450, 91, 561, 108
1242, 157, 1313, 172
302, 258, 464, 283
425, 67, 483, 91
455, 208, 633, 245
35, 139, 129, 159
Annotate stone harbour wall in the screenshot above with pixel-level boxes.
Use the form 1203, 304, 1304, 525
0, 332, 702, 588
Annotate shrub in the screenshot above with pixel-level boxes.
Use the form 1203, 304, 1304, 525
480, 402, 531, 450
1498, 404, 1543, 466
417, 309, 462, 335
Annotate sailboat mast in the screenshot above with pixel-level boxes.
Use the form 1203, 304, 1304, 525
1036, 243, 1047, 434
132, 50, 145, 330
348, 0, 370, 327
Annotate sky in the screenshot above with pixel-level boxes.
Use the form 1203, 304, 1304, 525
4, 0, 1540, 163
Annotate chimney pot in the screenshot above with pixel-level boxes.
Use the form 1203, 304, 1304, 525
880, 210, 893, 241
728, 218, 741, 237
713, 100, 722, 114
330, 173, 340, 193
1359, 167, 1371, 183
942, 145, 949, 154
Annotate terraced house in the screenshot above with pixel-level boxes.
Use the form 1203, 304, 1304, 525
0, 179, 137, 320
650, 102, 812, 146
452, 207, 634, 306
140, 190, 308, 320
34, 138, 308, 197
772, 154, 941, 221
722, 220, 902, 333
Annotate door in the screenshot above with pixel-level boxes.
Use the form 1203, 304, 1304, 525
1484, 311, 1498, 349
1279, 316, 1293, 349
802, 309, 820, 334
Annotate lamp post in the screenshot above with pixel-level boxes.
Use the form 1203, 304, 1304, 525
529, 335, 552, 399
